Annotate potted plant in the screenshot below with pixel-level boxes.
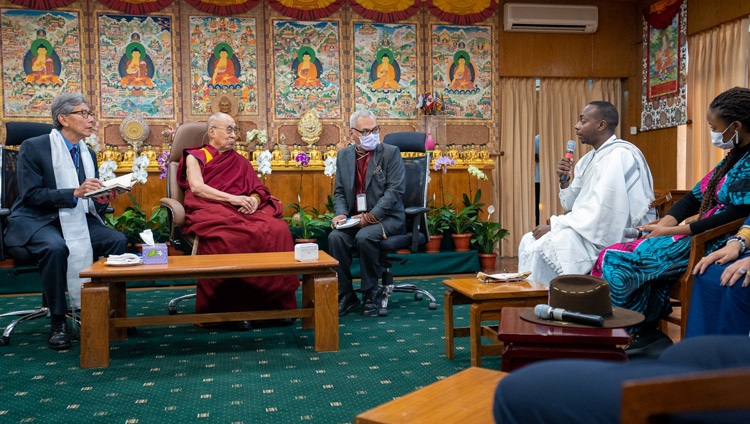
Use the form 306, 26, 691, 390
471, 206, 509, 272
425, 203, 451, 253
446, 190, 484, 252
284, 203, 330, 243
104, 194, 170, 250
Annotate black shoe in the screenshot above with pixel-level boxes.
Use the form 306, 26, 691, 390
48, 322, 71, 350
338, 291, 360, 317
254, 318, 295, 328
625, 328, 673, 359
362, 287, 384, 317
225, 320, 252, 331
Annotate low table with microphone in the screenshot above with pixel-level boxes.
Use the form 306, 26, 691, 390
496, 307, 631, 372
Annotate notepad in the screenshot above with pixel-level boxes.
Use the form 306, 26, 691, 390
336, 217, 360, 229
84, 173, 135, 199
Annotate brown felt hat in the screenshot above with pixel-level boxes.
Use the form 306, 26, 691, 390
519, 274, 644, 328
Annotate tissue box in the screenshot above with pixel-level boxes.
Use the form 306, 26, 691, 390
294, 243, 319, 262
142, 243, 168, 264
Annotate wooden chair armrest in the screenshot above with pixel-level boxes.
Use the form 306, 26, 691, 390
160, 197, 185, 227
620, 367, 750, 424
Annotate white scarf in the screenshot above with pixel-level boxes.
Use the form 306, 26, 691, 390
50, 129, 96, 309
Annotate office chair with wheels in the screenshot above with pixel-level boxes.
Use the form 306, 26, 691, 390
0, 122, 56, 345
159, 122, 206, 314
374, 132, 437, 316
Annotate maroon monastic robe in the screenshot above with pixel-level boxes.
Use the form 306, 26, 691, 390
178, 144, 298, 313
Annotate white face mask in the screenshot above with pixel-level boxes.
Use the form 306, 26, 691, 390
711, 124, 738, 150
358, 133, 379, 151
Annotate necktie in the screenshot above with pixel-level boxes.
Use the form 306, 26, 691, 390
70, 146, 77, 169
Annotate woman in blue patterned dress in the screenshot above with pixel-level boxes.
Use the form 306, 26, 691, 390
689, 214, 750, 337
591, 87, 750, 357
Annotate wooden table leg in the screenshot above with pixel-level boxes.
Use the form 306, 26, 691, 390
80, 281, 111, 369
469, 302, 484, 367
307, 271, 339, 352
444, 289, 455, 360
109, 281, 127, 341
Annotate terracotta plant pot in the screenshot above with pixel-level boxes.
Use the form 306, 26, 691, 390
478, 253, 498, 272
424, 235, 443, 253
451, 233, 472, 252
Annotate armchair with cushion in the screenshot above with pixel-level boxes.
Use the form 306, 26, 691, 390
373, 132, 437, 316
159, 122, 207, 313
0, 122, 56, 345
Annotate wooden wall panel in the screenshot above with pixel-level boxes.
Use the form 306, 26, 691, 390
687, 0, 750, 35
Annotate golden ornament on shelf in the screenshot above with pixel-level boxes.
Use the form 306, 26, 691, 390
297, 109, 322, 145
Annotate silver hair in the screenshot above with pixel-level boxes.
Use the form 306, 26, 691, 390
349, 109, 377, 128
51, 93, 87, 130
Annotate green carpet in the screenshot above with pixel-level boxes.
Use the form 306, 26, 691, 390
0, 277, 499, 423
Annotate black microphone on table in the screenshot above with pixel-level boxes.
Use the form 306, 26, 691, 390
534, 304, 605, 327
623, 228, 648, 239
559, 140, 576, 183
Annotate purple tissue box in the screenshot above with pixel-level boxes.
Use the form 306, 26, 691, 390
141, 243, 168, 264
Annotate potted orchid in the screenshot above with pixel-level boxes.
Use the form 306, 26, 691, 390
471, 205, 509, 272
283, 204, 330, 242
101, 155, 169, 248
445, 189, 484, 252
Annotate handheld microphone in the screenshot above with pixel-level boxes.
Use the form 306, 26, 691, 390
623, 228, 648, 239
534, 304, 605, 327
559, 140, 576, 183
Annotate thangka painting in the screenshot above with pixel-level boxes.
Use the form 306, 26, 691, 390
353, 22, 417, 120
97, 14, 174, 119
431, 24, 492, 120
640, 1, 687, 131
188, 16, 259, 116
272, 20, 341, 120
1, 9, 82, 118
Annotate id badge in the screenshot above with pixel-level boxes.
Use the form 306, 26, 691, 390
356, 193, 367, 212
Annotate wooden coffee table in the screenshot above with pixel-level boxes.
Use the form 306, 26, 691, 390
79, 252, 339, 368
354, 367, 507, 424
497, 307, 631, 372
443, 278, 548, 367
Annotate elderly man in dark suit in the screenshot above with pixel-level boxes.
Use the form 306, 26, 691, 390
4, 93, 126, 350
329, 109, 405, 317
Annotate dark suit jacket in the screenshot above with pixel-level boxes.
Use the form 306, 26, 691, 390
333, 142, 406, 234
4, 134, 103, 247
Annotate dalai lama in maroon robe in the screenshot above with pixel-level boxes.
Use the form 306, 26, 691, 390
177, 112, 299, 326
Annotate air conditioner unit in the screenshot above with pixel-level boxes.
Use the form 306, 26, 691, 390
504, 3, 598, 34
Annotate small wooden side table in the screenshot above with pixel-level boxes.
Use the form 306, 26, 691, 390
497, 307, 632, 372
354, 367, 507, 424
443, 278, 548, 367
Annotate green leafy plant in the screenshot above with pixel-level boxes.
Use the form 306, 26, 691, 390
471, 220, 509, 254
104, 193, 169, 246
446, 189, 485, 235
284, 203, 330, 240
426, 202, 452, 236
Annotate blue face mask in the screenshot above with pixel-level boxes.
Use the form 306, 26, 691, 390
358, 133, 379, 151
711, 123, 737, 150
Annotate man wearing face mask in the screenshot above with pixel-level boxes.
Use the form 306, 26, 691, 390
328, 110, 406, 317
592, 87, 750, 358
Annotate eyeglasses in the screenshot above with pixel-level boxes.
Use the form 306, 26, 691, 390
68, 110, 95, 119
211, 125, 240, 135
352, 126, 380, 136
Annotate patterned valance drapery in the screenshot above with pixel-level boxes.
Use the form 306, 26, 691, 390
426, 0, 496, 25
349, 0, 420, 23
8, 0, 75, 9
268, 0, 344, 20
184, 0, 260, 16
97, 0, 174, 14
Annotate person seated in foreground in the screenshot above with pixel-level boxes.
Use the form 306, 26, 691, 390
4, 92, 126, 349
689, 217, 750, 337
493, 335, 750, 424
517, 100, 655, 286
592, 87, 750, 357
328, 110, 405, 317
177, 112, 298, 330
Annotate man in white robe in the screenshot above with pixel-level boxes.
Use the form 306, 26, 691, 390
518, 101, 655, 286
